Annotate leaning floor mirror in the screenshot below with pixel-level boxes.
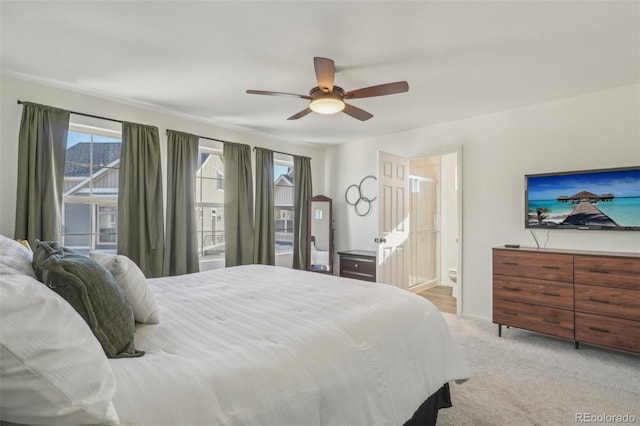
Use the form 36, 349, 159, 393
307, 195, 333, 274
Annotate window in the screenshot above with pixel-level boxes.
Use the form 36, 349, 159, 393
62, 123, 122, 255
195, 147, 225, 261
274, 159, 294, 267
97, 205, 118, 244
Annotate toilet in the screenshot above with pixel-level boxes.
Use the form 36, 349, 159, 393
447, 266, 457, 283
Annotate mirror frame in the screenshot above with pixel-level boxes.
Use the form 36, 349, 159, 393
307, 195, 333, 273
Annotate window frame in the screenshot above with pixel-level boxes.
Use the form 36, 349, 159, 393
274, 156, 295, 265
195, 144, 225, 260
61, 121, 122, 254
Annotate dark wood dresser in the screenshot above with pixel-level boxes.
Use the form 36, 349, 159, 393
338, 250, 376, 282
493, 246, 640, 354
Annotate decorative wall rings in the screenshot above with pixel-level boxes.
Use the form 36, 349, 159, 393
345, 175, 377, 217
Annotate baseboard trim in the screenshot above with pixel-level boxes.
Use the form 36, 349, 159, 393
408, 282, 438, 294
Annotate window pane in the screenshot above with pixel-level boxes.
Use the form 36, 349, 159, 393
62, 203, 91, 253
65, 131, 121, 197
196, 149, 225, 260
63, 128, 121, 254
274, 162, 294, 267
198, 153, 224, 179
98, 206, 117, 245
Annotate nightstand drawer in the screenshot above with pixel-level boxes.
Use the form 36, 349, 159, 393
575, 284, 640, 321
574, 256, 640, 290
493, 250, 573, 282
493, 275, 573, 310
342, 271, 376, 282
338, 250, 377, 283
493, 298, 574, 339
341, 257, 375, 276
575, 312, 640, 353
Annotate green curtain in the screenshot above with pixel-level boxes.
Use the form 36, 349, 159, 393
164, 130, 200, 276
118, 122, 165, 278
292, 155, 312, 270
223, 142, 254, 267
254, 148, 275, 265
14, 102, 70, 247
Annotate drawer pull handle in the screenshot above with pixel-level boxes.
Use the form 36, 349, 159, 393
503, 262, 519, 266
588, 269, 610, 274
354, 263, 358, 268
503, 286, 521, 292
503, 310, 518, 316
542, 292, 560, 297
543, 319, 560, 324
588, 297, 610, 304
589, 326, 610, 334
542, 266, 560, 270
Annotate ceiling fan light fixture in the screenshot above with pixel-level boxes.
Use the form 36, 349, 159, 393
309, 97, 345, 114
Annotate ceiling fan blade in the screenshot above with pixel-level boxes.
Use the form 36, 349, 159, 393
314, 57, 335, 93
247, 90, 311, 100
344, 81, 409, 99
342, 103, 373, 121
287, 108, 313, 120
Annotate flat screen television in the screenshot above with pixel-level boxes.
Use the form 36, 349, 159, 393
525, 166, 640, 231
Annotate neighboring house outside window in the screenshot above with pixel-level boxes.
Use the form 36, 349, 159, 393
196, 148, 225, 262
274, 160, 294, 267
62, 125, 121, 255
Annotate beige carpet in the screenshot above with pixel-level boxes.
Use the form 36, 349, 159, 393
437, 313, 640, 426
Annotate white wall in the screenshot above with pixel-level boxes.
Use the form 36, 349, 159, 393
0, 74, 326, 238
325, 84, 640, 320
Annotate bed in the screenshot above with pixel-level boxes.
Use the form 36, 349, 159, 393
0, 236, 470, 426
310, 236, 330, 271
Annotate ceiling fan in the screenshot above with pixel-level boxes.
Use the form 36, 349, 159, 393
247, 57, 409, 121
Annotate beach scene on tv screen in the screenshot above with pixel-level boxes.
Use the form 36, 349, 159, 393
527, 169, 640, 228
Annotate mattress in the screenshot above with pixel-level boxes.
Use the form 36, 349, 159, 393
110, 265, 470, 426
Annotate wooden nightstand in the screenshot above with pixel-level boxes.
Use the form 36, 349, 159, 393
338, 250, 376, 282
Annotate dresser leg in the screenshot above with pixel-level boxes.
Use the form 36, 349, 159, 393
498, 324, 502, 337
575, 341, 579, 349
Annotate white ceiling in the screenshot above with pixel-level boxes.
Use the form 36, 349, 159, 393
1, 1, 638, 146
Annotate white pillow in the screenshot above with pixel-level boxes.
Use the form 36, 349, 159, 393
0, 235, 37, 278
90, 253, 160, 324
0, 273, 120, 426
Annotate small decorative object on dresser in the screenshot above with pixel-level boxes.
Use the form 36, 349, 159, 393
338, 250, 376, 282
493, 246, 640, 354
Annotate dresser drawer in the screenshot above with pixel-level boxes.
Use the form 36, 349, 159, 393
493, 298, 574, 339
493, 275, 573, 310
575, 284, 640, 321
574, 256, 640, 290
575, 312, 640, 354
493, 249, 573, 282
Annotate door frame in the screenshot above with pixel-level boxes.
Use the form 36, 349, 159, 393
378, 145, 463, 316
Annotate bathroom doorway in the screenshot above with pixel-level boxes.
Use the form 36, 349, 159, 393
408, 152, 460, 313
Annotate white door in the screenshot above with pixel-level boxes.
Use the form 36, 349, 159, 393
377, 151, 410, 289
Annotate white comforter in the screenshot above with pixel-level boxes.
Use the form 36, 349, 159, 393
110, 265, 469, 426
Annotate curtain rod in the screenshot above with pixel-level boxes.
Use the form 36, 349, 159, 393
17, 101, 311, 159
165, 129, 241, 145
17, 100, 123, 124
253, 146, 311, 160
167, 129, 311, 159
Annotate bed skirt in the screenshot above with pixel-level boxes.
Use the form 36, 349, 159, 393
403, 383, 452, 426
